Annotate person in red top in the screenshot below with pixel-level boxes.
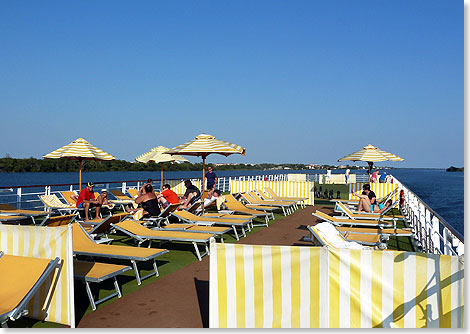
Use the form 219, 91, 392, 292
157, 184, 180, 209
76, 182, 102, 220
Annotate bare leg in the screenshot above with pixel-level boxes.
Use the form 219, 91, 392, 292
83, 202, 90, 220
182, 193, 196, 209
358, 197, 372, 212
95, 205, 101, 219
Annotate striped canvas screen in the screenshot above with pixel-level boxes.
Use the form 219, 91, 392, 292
350, 183, 399, 203
0, 225, 74, 327
230, 180, 315, 206
166, 179, 202, 196
209, 243, 464, 328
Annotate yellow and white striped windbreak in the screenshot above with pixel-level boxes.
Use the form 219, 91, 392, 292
43, 138, 115, 161
165, 134, 246, 157
135, 146, 188, 163
210, 242, 464, 328
338, 144, 404, 162
0, 225, 74, 327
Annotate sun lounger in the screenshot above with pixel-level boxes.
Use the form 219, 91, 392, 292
240, 192, 296, 216
142, 202, 181, 226
330, 187, 399, 207
171, 210, 252, 241
156, 223, 231, 242
0, 204, 49, 225
306, 223, 379, 249
126, 188, 140, 198
39, 194, 77, 215
109, 190, 135, 210
72, 223, 168, 285
112, 219, 215, 261
335, 200, 403, 221
0, 251, 60, 328
73, 260, 131, 310
224, 194, 272, 224
335, 226, 414, 237
312, 210, 395, 228
255, 189, 300, 210
40, 213, 77, 227
79, 212, 130, 242
263, 187, 308, 208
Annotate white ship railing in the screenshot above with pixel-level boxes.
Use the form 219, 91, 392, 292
0, 173, 463, 255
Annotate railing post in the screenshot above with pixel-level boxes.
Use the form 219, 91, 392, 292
16, 188, 22, 209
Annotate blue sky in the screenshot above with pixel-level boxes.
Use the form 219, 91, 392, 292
0, 0, 463, 168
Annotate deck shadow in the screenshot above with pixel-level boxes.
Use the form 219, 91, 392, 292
194, 277, 209, 328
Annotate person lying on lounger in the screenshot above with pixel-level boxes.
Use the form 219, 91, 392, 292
372, 199, 393, 213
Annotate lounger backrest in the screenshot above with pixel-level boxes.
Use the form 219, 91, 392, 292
91, 212, 129, 234
41, 214, 76, 227
60, 191, 77, 205
110, 190, 131, 200
173, 210, 199, 220
257, 189, 272, 199
248, 191, 264, 201
187, 201, 202, 213
264, 186, 278, 198
0, 203, 17, 211
313, 210, 335, 222
0, 254, 58, 319
127, 188, 140, 198
240, 193, 256, 204
160, 203, 181, 218
336, 201, 354, 218
40, 194, 74, 208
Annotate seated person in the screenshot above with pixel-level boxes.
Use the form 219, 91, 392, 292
157, 184, 180, 209
125, 184, 160, 218
76, 182, 102, 221
95, 189, 115, 210
372, 199, 393, 213
353, 184, 376, 212
203, 189, 221, 208
180, 180, 201, 209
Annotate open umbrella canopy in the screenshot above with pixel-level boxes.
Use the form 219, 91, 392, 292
166, 133, 245, 212
43, 138, 115, 188
135, 146, 188, 164
338, 144, 403, 182
135, 146, 189, 190
165, 133, 246, 158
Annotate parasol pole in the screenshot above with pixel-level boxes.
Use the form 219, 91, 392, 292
202, 156, 206, 214
161, 162, 164, 191
79, 159, 83, 190
367, 161, 373, 183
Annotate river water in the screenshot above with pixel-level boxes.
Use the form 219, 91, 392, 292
0, 168, 463, 235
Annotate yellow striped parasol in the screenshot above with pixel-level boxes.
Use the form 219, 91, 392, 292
135, 146, 188, 189
338, 144, 403, 182
166, 133, 246, 212
43, 138, 115, 189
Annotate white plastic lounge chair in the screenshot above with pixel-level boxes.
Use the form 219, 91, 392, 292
112, 219, 216, 261
39, 194, 77, 215
0, 204, 49, 225
171, 210, 252, 241
0, 251, 60, 328
306, 223, 375, 249
73, 260, 132, 310
72, 223, 168, 285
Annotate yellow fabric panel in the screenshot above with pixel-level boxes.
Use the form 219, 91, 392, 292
0, 254, 51, 316
127, 188, 139, 198
174, 210, 248, 225
0, 215, 26, 221
115, 220, 214, 241
343, 233, 380, 244
73, 261, 129, 279
60, 191, 77, 205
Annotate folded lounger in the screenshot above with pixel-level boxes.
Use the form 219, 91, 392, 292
335, 200, 404, 221
39, 194, 77, 215
224, 194, 273, 223
312, 210, 395, 229
306, 223, 380, 249
0, 204, 49, 225
73, 260, 131, 310
264, 186, 308, 207
0, 251, 60, 328
240, 192, 296, 216
171, 210, 251, 241
72, 223, 168, 285
39, 213, 77, 227
112, 219, 216, 261
0, 214, 28, 224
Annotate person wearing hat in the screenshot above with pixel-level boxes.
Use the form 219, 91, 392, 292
95, 189, 115, 210
76, 182, 102, 221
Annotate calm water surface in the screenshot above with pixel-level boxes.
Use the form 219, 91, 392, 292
0, 168, 463, 235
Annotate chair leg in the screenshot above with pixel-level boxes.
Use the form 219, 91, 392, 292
232, 225, 239, 240
85, 281, 97, 311
131, 260, 142, 285
193, 242, 202, 261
